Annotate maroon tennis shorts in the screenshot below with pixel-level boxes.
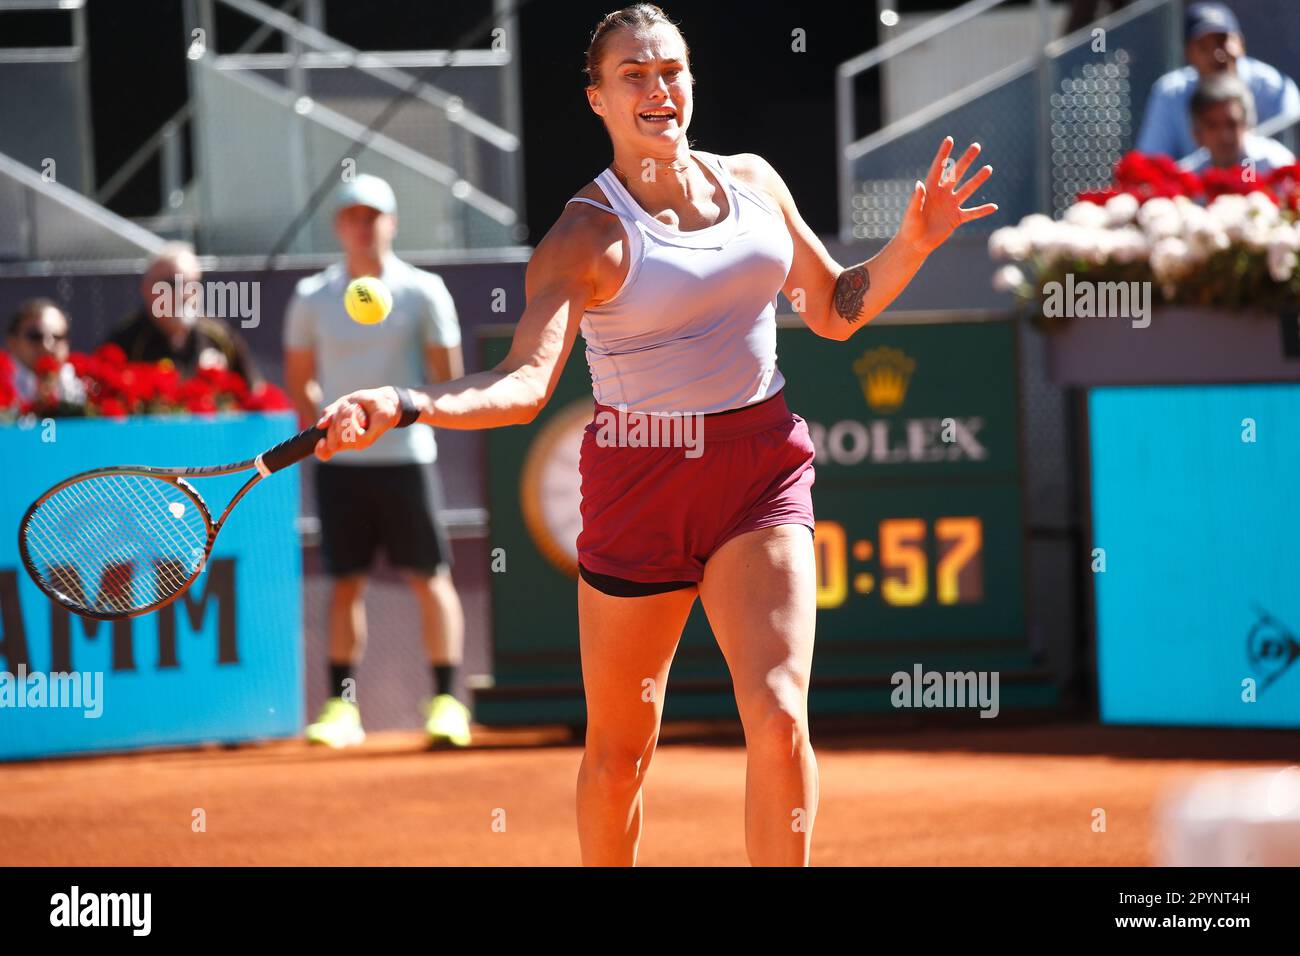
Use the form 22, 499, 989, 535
576, 389, 816, 587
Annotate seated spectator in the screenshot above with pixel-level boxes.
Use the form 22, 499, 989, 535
5, 298, 85, 406
1178, 74, 1295, 175
104, 241, 262, 385
1135, 2, 1299, 161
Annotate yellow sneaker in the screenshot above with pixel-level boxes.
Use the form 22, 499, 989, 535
424, 693, 472, 747
305, 697, 365, 748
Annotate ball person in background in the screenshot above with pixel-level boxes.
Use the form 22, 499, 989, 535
312, 5, 995, 862
284, 174, 470, 748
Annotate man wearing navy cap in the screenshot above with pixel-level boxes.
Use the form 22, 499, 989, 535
1135, 2, 1299, 161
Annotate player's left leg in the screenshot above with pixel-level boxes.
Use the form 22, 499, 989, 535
698, 523, 819, 866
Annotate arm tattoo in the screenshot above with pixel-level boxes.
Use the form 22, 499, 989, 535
833, 265, 871, 324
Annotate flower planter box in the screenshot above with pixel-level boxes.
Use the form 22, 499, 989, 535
1044, 308, 1300, 387
0, 412, 303, 761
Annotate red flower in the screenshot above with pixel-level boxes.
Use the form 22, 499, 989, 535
1113, 151, 1155, 184
93, 366, 125, 399
242, 382, 293, 412
12, 346, 296, 420
1201, 165, 1275, 202
221, 372, 248, 399
177, 377, 214, 403
1083, 151, 1206, 205
0, 349, 13, 381
1265, 163, 1300, 209
33, 355, 62, 376
118, 363, 163, 407
93, 343, 127, 367
68, 352, 93, 377
1076, 188, 1119, 205
192, 366, 247, 400
186, 392, 217, 414
96, 397, 128, 418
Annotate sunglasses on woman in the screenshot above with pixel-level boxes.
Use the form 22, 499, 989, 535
22, 330, 69, 344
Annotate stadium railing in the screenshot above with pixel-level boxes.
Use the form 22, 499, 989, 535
0, 0, 95, 198
837, 0, 1182, 242
0, 150, 166, 277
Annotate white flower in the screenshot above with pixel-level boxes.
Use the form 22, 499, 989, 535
1038, 223, 1098, 265
988, 226, 1029, 261
1208, 194, 1251, 241
1247, 190, 1280, 226
1179, 201, 1209, 230
1266, 223, 1300, 282
1108, 227, 1150, 264
1136, 197, 1177, 226
1187, 216, 1230, 258
1241, 217, 1274, 252
1013, 213, 1057, 258
1103, 193, 1140, 227
1064, 201, 1109, 229
1018, 213, 1055, 232
1267, 222, 1300, 252
1136, 197, 1182, 240
1150, 236, 1192, 284
991, 264, 1028, 292
1068, 224, 1111, 265
1030, 220, 1070, 265
1267, 244, 1298, 283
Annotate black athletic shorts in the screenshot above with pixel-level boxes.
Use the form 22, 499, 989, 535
314, 461, 453, 577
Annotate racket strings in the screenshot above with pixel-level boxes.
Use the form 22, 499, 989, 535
23, 473, 210, 615
26, 478, 201, 612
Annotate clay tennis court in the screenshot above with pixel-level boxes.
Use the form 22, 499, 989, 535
2, 720, 1293, 866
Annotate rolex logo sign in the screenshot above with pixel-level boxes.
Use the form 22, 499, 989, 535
853, 347, 915, 414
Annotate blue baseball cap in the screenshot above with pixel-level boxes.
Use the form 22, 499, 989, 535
335, 174, 397, 215
1185, 2, 1241, 42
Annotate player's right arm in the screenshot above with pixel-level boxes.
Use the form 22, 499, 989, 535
314, 205, 612, 460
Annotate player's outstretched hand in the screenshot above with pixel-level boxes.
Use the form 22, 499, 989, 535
898, 136, 997, 256
314, 386, 401, 461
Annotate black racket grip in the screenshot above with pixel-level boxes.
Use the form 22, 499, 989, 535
258, 425, 328, 475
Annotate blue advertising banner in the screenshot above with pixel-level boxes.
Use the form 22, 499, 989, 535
1089, 384, 1300, 727
0, 412, 303, 760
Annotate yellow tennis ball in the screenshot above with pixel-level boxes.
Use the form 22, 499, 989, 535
344, 277, 392, 325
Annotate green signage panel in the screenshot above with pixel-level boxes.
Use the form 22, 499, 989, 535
475, 317, 1048, 726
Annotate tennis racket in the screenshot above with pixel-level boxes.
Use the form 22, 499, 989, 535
17, 423, 330, 621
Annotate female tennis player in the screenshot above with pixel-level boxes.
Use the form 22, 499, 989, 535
312, 3, 996, 866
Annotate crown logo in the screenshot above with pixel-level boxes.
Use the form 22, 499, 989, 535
852, 347, 915, 414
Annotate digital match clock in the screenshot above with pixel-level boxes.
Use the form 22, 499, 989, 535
814, 516, 984, 608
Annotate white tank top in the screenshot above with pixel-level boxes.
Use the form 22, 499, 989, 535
563, 150, 794, 414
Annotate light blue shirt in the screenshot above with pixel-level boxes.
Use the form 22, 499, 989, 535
1178, 132, 1296, 174
284, 253, 461, 465
1136, 56, 1300, 160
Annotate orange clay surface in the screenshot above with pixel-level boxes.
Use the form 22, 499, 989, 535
1, 721, 1294, 866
